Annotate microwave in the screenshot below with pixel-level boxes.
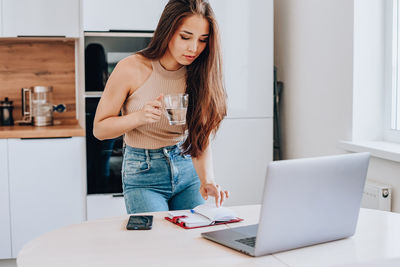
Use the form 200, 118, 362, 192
84, 32, 152, 195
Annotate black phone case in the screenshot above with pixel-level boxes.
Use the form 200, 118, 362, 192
126, 215, 153, 230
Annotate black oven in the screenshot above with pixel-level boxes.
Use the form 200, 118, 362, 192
85, 97, 123, 194
84, 32, 152, 195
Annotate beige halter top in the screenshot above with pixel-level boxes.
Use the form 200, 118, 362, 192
121, 60, 187, 149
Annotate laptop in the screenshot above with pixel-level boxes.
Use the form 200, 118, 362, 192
201, 152, 370, 257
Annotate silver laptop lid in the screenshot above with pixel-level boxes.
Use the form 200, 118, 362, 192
254, 152, 370, 256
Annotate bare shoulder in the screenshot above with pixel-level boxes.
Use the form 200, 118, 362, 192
120, 53, 151, 71
112, 54, 153, 94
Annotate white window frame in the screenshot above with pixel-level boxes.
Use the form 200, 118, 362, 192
339, 0, 400, 162
385, 0, 400, 143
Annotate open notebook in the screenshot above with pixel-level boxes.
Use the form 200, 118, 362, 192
165, 204, 243, 229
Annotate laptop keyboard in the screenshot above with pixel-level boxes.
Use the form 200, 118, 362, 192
236, 236, 256, 247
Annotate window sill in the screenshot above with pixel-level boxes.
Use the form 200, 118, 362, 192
338, 140, 400, 163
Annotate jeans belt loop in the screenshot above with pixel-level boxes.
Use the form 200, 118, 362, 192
145, 149, 151, 166
162, 147, 169, 158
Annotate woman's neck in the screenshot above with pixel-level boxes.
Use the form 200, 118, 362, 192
159, 51, 183, 71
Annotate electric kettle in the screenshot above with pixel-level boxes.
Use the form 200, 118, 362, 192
21, 86, 66, 126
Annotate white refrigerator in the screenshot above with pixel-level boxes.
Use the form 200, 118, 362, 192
209, 0, 274, 205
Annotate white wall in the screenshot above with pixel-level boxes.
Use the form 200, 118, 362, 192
274, 0, 354, 159
274, 0, 400, 212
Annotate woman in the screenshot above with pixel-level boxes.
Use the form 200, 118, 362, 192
93, 0, 229, 214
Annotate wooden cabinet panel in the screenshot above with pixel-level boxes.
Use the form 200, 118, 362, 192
0, 139, 12, 259
8, 137, 85, 257
2, 0, 80, 37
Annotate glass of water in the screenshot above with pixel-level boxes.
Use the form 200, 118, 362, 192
163, 94, 189, 125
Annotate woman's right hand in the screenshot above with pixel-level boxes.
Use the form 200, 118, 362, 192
137, 94, 163, 125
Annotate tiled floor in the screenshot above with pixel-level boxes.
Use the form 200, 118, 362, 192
0, 259, 16, 267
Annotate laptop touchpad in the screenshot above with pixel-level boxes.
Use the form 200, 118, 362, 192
230, 224, 258, 236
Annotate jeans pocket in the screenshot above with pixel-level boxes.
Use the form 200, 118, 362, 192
123, 158, 151, 187
124, 160, 151, 176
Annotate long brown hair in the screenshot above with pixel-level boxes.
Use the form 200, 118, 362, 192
139, 0, 227, 157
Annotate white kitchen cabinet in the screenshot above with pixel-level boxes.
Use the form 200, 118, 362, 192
83, 0, 168, 32
207, 1, 274, 205
2, 0, 80, 37
0, 139, 11, 259
8, 137, 86, 257
209, 0, 274, 118
0, 0, 3, 36
87, 194, 126, 220
211, 118, 273, 206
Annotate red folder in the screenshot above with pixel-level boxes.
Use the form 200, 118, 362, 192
164, 215, 243, 229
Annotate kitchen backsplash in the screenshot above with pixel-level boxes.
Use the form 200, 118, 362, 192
0, 38, 76, 121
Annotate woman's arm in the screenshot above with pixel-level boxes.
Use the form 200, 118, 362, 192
192, 143, 229, 207
93, 56, 162, 140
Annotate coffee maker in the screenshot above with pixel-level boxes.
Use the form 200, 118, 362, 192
0, 97, 14, 126
21, 86, 66, 126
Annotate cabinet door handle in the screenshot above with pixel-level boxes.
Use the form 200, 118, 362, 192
20, 137, 72, 140
17, 35, 66, 38
109, 29, 153, 33
112, 193, 124, 198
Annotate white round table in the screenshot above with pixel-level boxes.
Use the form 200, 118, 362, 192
17, 206, 400, 267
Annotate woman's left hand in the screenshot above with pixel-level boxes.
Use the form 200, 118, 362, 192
200, 182, 230, 207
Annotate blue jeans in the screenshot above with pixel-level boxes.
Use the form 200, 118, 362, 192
122, 144, 205, 214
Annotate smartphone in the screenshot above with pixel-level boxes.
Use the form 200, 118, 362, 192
126, 215, 153, 230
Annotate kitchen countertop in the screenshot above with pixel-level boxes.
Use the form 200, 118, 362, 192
0, 119, 85, 138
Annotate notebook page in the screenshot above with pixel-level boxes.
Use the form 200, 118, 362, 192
178, 213, 213, 227
193, 204, 238, 221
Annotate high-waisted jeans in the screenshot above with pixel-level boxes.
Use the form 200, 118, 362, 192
122, 144, 205, 214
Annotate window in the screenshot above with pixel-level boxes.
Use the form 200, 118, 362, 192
391, 0, 400, 130
340, 0, 400, 161
385, 0, 400, 142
